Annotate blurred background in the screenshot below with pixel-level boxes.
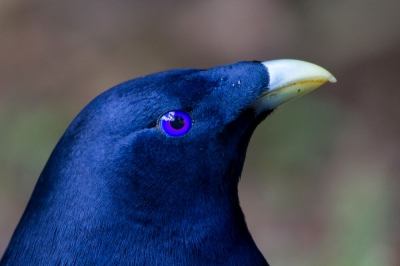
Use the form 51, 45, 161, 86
1, 0, 400, 265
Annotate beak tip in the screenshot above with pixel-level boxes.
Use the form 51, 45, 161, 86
328, 76, 337, 83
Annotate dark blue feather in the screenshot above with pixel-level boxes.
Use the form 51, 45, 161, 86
1, 62, 270, 265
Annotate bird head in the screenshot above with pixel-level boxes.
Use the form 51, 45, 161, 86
57, 60, 335, 211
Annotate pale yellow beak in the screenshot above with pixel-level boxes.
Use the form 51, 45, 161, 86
252, 59, 336, 112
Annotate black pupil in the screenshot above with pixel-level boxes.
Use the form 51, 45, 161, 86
170, 116, 185, 130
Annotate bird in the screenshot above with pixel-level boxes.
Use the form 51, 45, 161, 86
0, 59, 336, 265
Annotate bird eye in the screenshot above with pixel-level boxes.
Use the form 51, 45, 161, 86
158, 110, 192, 137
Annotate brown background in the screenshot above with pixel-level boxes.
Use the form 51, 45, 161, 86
1, 0, 400, 265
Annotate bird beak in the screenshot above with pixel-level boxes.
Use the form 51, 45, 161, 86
252, 59, 336, 112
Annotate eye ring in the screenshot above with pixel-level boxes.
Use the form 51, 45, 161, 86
157, 110, 193, 138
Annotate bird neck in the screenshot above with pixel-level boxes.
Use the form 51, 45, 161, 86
2, 153, 267, 265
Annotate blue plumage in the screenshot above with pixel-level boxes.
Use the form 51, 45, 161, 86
2, 62, 270, 265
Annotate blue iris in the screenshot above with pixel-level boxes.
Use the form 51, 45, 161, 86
158, 110, 192, 137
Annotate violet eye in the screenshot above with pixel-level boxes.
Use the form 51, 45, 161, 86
158, 110, 192, 137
